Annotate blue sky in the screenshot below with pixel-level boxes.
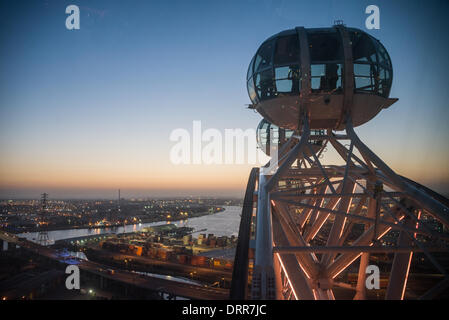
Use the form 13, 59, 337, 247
0, 0, 448, 198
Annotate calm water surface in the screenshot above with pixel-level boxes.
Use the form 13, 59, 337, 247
18, 206, 242, 243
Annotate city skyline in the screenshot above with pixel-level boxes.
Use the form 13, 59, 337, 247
1, 0, 449, 199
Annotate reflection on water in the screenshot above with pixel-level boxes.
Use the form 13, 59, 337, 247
18, 206, 242, 244
172, 206, 241, 237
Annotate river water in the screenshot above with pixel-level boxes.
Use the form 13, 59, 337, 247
18, 206, 242, 244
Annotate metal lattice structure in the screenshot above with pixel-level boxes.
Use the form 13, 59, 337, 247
231, 24, 449, 300
37, 192, 50, 246
232, 115, 449, 300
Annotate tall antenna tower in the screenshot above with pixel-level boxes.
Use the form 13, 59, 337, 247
37, 192, 49, 245
109, 189, 121, 226
118, 189, 121, 215
119, 189, 126, 233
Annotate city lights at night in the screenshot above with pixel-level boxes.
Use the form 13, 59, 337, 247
1, 0, 449, 316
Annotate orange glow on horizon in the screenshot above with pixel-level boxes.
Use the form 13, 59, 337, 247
0, 159, 253, 195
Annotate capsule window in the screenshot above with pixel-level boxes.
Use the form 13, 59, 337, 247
377, 66, 391, 96
257, 119, 295, 155
375, 41, 391, 69
350, 30, 392, 97
255, 69, 275, 100
308, 30, 343, 94
311, 63, 342, 93
247, 55, 255, 80
308, 31, 344, 62
247, 77, 257, 104
274, 35, 300, 65
259, 124, 269, 145
355, 76, 373, 92
354, 63, 372, 77
351, 32, 377, 64
254, 40, 274, 72
257, 120, 271, 153
274, 65, 300, 94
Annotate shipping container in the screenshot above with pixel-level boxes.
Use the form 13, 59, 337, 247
134, 246, 142, 256
197, 255, 207, 267
177, 254, 187, 264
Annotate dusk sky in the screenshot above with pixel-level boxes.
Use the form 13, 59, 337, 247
1, 0, 448, 199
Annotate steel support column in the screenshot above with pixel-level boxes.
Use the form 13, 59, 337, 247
252, 173, 275, 299
385, 210, 420, 300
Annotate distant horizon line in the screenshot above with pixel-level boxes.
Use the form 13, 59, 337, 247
0, 188, 246, 200
0, 195, 244, 201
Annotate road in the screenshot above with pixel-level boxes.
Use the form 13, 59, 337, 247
2, 231, 229, 300
91, 249, 233, 283
79, 259, 229, 300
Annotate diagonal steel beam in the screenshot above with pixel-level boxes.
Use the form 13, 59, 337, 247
326, 208, 406, 279
346, 116, 449, 227
273, 201, 319, 278
266, 115, 310, 191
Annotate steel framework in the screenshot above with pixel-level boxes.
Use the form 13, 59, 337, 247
37, 192, 50, 246
236, 115, 449, 300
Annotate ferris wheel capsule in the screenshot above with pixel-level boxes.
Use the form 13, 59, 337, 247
256, 119, 325, 157
246, 25, 398, 130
